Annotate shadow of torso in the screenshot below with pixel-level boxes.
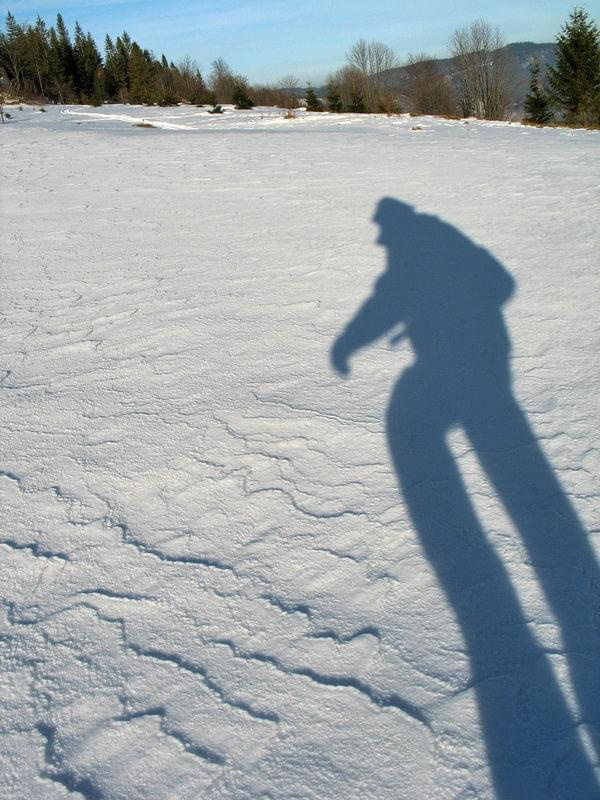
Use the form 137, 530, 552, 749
378, 211, 513, 386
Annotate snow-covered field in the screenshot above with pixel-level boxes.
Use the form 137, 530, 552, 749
1, 103, 599, 799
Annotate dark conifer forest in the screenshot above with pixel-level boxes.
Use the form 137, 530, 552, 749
0, 12, 214, 106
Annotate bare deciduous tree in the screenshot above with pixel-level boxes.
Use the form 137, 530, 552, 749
346, 39, 399, 112
277, 74, 300, 109
404, 52, 458, 115
174, 56, 206, 103
209, 58, 248, 104
368, 41, 398, 75
450, 20, 509, 119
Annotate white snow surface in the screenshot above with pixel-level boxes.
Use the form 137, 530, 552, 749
1, 104, 599, 799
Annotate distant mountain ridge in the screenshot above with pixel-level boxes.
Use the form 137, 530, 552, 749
382, 42, 556, 86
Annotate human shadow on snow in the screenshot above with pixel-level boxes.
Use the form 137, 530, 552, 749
331, 198, 600, 799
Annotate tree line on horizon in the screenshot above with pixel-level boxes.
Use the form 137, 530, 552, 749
0, 8, 599, 127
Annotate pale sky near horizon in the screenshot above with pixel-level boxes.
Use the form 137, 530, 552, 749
4, 1, 600, 83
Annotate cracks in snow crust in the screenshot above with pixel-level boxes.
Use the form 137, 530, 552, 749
1, 464, 429, 796
3, 107, 599, 799
113, 707, 226, 765
126, 642, 280, 725
3, 387, 598, 799
0, 538, 70, 561
212, 638, 429, 726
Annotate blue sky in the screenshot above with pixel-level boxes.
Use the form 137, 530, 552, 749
4, 1, 600, 83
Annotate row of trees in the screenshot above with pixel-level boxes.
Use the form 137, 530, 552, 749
401, 8, 599, 126
0, 12, 254, 106
1, 8, 599, 126
323, 9, 599, 126
310, 25, 510, 118
282, 8, 599, 125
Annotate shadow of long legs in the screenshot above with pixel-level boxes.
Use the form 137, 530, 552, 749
465, 388, 600, 754
387, 367, 599, 799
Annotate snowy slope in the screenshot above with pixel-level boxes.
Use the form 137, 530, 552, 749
1, 104, 599, 799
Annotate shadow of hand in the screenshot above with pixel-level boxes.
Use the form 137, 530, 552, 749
330, 338, 351, 377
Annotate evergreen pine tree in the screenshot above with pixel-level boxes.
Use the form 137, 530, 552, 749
0, 12, 26, 95
54, 13, 76, 99
326, 82, 343, 112
90, 70, 105, 106
127, 42, 157, 104
524, 58, 553, 123
73, 24, 101, 100
47, 27, 64, 101
111, 33, 132, 99
548, 7, 600, 126
156, 55, 175, 105
73, 22, 85, 93
27, 17, 52, 98
103, 35, 119, 99
349, 90, 366, 113
46, 19, 76, 102
305, 86, 323, 111
232, 82, 253, 109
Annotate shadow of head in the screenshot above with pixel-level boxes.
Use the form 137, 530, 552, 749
372, 197, 415, 248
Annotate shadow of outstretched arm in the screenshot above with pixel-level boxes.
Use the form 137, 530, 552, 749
330, 272, 404, 376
